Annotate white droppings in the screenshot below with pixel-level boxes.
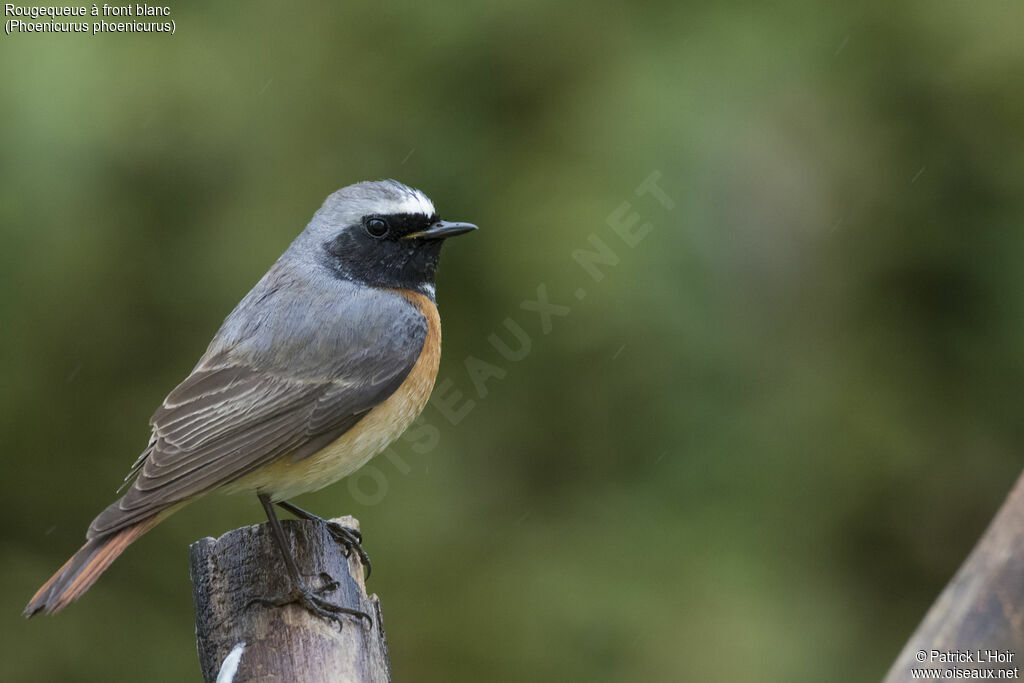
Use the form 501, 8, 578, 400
215, 641, 246, 683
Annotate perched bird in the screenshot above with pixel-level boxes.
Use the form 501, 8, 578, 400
24, 179, 477, 622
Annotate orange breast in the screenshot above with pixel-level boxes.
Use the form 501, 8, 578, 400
227, 289, 441, 501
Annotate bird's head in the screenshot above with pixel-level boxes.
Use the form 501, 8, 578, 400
301, 179, 477, 299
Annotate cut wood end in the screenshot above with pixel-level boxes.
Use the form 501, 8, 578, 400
329, 516, 360, 531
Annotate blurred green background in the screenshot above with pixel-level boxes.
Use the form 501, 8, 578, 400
3, 1, 1023, 681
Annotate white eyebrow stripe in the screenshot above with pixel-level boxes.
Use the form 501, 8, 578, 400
381, 192, 435, 216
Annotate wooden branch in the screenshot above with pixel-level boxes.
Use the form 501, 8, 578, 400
190, 516, 391, 683
884, 469, 1024, 682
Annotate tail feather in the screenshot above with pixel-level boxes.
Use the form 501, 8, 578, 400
24, 514, 163, 617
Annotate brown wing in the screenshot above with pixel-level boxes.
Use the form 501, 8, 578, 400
88, 330, 425, 539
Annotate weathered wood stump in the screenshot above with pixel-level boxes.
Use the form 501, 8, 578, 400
884, 470, 1024, 682
190, 516, 390, 683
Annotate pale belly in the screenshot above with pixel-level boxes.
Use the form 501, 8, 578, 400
226, 372, 435, 500
224, 290, 441, 501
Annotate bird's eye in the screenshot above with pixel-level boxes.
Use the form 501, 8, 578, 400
364, 217, 389, 238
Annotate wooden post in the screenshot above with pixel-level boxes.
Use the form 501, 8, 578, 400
884, 470, 1024, 682
190, 516, 391, 683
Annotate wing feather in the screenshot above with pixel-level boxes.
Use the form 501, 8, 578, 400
89, 286, 428, 539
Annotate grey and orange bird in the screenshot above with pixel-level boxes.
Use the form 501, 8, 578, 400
24, 179, 476, 622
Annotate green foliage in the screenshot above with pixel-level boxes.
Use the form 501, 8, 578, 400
2, 1, 1023, 681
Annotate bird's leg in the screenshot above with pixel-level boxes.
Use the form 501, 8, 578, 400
246, 493, 371, 629
276, 499, 372, 579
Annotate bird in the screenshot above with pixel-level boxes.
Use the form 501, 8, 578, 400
24, 179, 477, 623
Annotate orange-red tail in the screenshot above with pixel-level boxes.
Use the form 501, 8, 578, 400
24, 515, 163, 617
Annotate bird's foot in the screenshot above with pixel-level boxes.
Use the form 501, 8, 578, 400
275, 501, 373, 579
324, 522, 372, 579
246, 574, 372, 629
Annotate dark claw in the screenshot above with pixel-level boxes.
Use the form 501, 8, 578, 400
255, 494, 374, 630
275, 500, 372, 580
325, 522, 372, 579
246, 576, 372, 630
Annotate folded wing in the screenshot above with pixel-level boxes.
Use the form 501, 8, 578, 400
88, 293, 427, 539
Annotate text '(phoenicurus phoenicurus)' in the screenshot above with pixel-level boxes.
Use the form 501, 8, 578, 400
24, 179, 477, 624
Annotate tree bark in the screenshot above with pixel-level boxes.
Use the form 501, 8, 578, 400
190, 516, 391, 683
884, 470, 1024, 682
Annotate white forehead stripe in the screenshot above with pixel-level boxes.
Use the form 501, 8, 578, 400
383, 190, 435, 216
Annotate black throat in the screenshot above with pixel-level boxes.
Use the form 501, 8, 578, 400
320, 213, 443, 297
